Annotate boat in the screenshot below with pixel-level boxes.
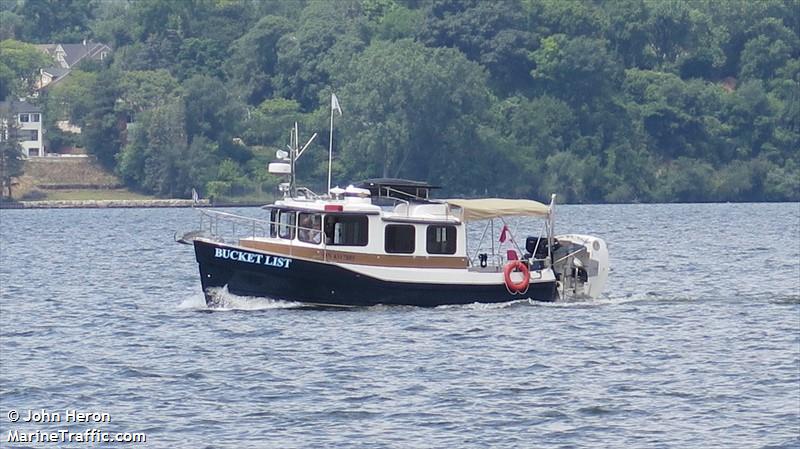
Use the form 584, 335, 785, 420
179, 124, 609, 307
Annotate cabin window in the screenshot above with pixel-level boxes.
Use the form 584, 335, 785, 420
385, 225, 415, 254
268, 209, 278, 237
427, 225, 456, 254
277, 210, 296, 240
298, 212, 322, 244
324, 215, 368, 246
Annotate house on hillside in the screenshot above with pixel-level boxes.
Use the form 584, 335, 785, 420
38, 66, 70, 89
0, 100, 44, 158
35, 40, 112, 90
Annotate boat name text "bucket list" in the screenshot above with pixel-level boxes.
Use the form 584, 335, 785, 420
214, 248, 293, 269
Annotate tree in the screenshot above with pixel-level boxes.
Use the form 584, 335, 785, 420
116, 99, 193, 197
42, 69, 97, 124
117, 69, 181, 117
82, 68, 124, 168
418, 0, 537, 94
182, 74, 243, 151
0, 39, 53, 99
335, 39, 493, 194
0, 10, 23, 40
241, 98, 301, 147
629, 0, 727, 78
0, 111, 24, 199
738, 18, 799, 81
14, 0, 94, 43
602, 0, 650, 68
226, 15, 292, 105
273, 0, 370, 110
531, 34, 622, 106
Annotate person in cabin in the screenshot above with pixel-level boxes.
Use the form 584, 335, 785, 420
310, 215, 322, 244
299, 214, 322, 244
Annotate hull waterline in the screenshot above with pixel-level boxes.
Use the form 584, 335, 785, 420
194, 239, 557, 307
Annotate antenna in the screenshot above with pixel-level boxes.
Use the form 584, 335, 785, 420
296, 133, 318, 159
287, 122, 317, 198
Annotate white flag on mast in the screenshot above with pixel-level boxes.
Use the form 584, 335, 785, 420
331, 93, 342, 115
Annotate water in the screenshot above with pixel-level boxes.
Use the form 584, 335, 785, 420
1, 203, 798, 448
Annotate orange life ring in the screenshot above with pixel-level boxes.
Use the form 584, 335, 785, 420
503, 260, 530, 293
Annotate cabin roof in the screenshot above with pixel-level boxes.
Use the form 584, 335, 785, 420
357, 178, 440, 202
357, 178, 440, 189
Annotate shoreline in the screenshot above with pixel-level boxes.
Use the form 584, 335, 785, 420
0, 199, 266, 209
2, 199, 797, 210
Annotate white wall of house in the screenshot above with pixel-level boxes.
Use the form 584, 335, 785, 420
17, 112, 44, 157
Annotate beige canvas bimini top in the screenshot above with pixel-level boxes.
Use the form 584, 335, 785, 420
445, 198, 551, 221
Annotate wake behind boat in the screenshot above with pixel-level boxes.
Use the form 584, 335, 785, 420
179, 124, 608, 307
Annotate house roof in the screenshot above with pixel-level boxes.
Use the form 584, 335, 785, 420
36, 41, 112, 69
0, 100, 42, 114
42, 66, 70, 78
59, 42, 110, 67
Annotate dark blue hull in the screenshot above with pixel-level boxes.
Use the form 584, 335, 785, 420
194, 239, 557, 307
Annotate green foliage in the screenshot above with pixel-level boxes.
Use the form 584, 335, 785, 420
0, 39, 53, 98
43, 69, 97, 123
531, 34, 621, 104
418, 0, 537, 94
117, 70, 181, 116
13, 0, 94, 43
0, 110, 24, 199
82, 69, 124, 169
242, 98, 301, 147
0, 10, 23, 40
273, 0, 370, 109
17, 0, 796, 202
226, 15, 292, 105
116, 99, 201, 197
335, 39, 493, 194
375, 5, 422, 41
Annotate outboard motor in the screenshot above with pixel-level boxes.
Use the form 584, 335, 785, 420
552, 234, 609, 299
524, 236, 551, 260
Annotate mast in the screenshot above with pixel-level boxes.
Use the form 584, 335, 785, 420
328, 102, 334, 194
548, 194, 556, 262
290, 122, 298, 198
328, 93, 342, 194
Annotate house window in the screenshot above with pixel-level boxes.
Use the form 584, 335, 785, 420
324, 215, 368, 246
298, 213, 322, 244
385, 225, 415, 254
31, 113, 40, 122
28, 148, 40, 157
20, 130, 38, 142
19, 114, 29, 123
427, 225, 457, 254
277, 210, 296, 240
